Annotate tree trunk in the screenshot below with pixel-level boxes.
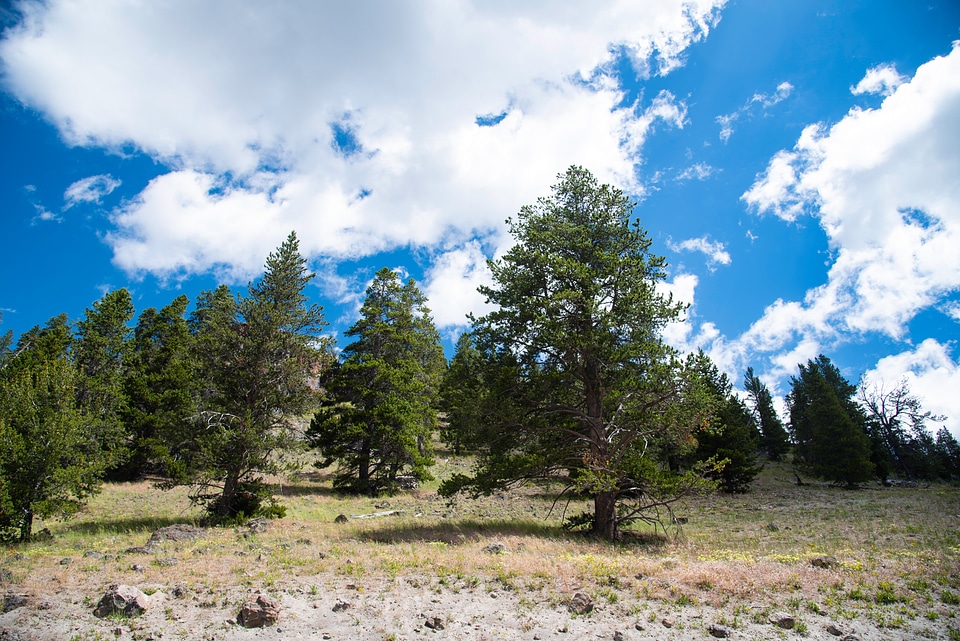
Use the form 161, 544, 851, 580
358, 439, 370, 494
219, 472, 239, 517
593, 491, 618, 540
19, 510, 34, 542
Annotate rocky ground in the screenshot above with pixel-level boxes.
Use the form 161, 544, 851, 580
2, 571, 952, 641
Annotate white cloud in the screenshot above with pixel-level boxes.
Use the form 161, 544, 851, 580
31, 203, 60, 224
63, 173, 121, 208
689, 43, 960, 414
667, 235, 731, 270
422, 241, 495, 330
861, 339, 960, 438
750, 81, 793, 107
716, 80, 793, 142
851, 63, 907, 97
676, 162, 715, 181
741, 43, 960, 342
1, 0, 724, 325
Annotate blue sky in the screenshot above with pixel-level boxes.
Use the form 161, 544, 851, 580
2, 0, 959, 436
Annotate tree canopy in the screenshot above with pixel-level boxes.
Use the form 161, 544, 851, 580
788, 355, 874, 487
439, 166, 714, 540
309, 268, 445, 494
175, 232, 329, 520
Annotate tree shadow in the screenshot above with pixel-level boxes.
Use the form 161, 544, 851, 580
355, 516, 671, 550
59, 515, 201, 537
356, 517, 565, 545
266, 471, 340, 497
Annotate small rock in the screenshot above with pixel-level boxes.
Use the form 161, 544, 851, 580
374, 501, 391, 509
424, 615, 445, 630
483, 542, 507, 555
322, 633, 332, 640
149, 524, 204, 544
770, 612, 795, 629
83, 550, 105, 559
613, 631, 626, 641
332, 599, 351, 612
237, 594, 280, 628
334, 514, 349, 524
634, 622, 644, 631
826, 623, 843, 636
0, 569, 12, 582
567, 592, 593, 615
766, 522, 780, 532
810, 555, 839, 570
661, 618, 675, 628
93, 584, 152, 618
131, 564, 146, 572
3, 593, 28, 613
709, 623, 730, 638
840, 636, 860, 641
125, 546, 154, 555
59, 558, 71, 566
246, 517, 268, 533
172, 584, 188, 598
156, 557, 179, 567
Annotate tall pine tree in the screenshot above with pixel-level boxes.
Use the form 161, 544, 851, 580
180, 232, 328, 519
309, 268, 444, 494
787, 355, 873, 487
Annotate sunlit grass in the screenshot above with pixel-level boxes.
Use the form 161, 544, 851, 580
3, 457, 958, 631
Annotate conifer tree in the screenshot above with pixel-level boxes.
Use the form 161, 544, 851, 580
180, 232, 328, 519
309, 268, 444, 494
438, 166, 713, 540
0, 316, 114, 541
787, 355, 873, 487
116, 295, 197, 479
743, 367, 791, 461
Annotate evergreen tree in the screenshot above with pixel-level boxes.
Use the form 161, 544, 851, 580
178, 232, 328, 519
438, 167, 713, 540
687, 352, 762, 493
0, 318, 113, 541
309, 268, 444, 494
439, 332, 484, 454
116, 295, 197, 480
787, 355, 873, 487
933, 427, 960, 481
743, 367, 791, 461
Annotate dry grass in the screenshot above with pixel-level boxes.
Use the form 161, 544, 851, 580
3, 458, 959, 636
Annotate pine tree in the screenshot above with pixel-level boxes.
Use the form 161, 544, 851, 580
743, 367, 791, 461
116, 295, 197, 480
181, 232, 328, 519
438, 166, 713, 540
687, 352, 762, 493
309, 268, 444, 494
0, 317, 114, 541
787, 355, 873, 487
439, 332, 484, 455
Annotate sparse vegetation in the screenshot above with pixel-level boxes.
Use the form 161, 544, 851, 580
2, 456, 957, 639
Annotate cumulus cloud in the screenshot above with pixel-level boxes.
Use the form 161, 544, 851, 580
861, 339, 960, 438
1, 0, 724, 326
421, 241, 496, 331
63, 174, 121, 208
851, 63, 907, 97
667, 235, 731, 270
698, 43, 960, 402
